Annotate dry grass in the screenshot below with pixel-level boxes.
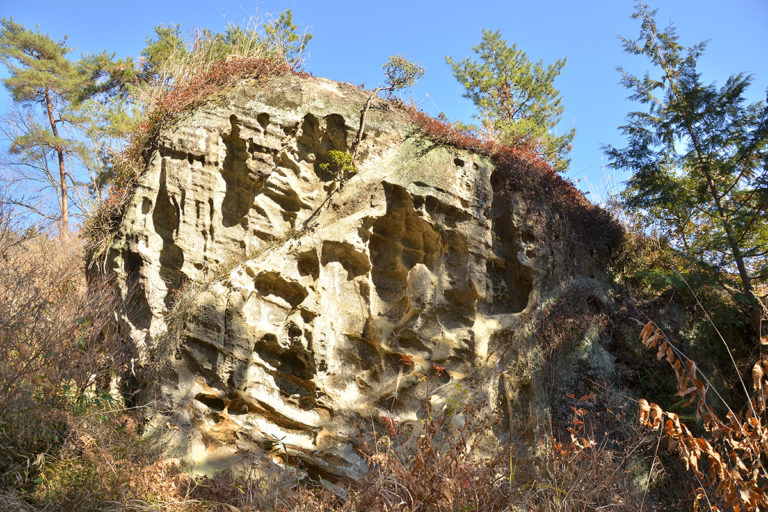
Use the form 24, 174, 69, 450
0, 198, 190, 510
349, 388, 513, 511
130, 16, 308, 113
0, 217, 119, 487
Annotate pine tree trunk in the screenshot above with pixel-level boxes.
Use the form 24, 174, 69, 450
44, 88, 68, 235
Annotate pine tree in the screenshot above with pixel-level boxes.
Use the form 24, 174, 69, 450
352, 55, 424, 159
0, 18, 89, 234
606, 3, 768, 344
447, 30, 574, 172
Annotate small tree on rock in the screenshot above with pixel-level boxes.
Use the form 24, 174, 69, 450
351, 55, 424, 159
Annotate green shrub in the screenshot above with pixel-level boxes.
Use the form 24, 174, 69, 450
318, 150, 357, 181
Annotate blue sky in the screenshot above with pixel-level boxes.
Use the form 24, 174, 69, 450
1, 0, 767, 203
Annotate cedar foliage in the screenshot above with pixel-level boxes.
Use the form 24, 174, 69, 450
606, 2, 768, 345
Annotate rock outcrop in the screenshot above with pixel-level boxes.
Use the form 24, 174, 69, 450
103, 74, 619, 479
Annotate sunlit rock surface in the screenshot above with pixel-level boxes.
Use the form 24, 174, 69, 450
105, 74, 615, 479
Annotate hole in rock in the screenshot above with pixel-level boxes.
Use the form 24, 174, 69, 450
254, 335, 314, 380
253, 272, 308, 308
227, 399, 250, 415
287, 323, 303, 341
370, 185, 442, 318
220, 115, 261, 227
295, 113, 350, 180
321, 241, 371, 279
321, 114, 348, 152
195, 393, 225, 411
123, 251, 152, 331
481, 172, 534, 314
257, 112, 270, 131
275, 375, 313, 397
297, 250, 320, 279
300, 308, 317, 323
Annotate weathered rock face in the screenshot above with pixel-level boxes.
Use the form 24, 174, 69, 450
105, 75, 616, 479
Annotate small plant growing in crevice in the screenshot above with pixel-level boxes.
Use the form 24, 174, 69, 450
351, 55, 424, 159
318, 149, 357, 184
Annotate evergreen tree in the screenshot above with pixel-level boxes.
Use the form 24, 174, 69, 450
0, 18, 91, 234
606, 3, 768, 344
447, 30, 574, 172
138, 9, 311, 91
75, 50, 141, 194
352, 55, 424, 158
261, 10, 313, 67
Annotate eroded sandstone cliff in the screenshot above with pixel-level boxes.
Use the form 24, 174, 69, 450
102, 74, 619, 479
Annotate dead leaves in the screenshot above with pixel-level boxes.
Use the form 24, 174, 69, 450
637, 399, 663, 431
752, 354, 768, 409
641, 323, 711, 420
637, 321, 768, 511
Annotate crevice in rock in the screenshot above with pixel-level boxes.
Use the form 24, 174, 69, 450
181, 338, 226, 387
141, 197, 152, 214
123, 251, 151, 331
158, 144, 206, 165
370, 184, 442, 320
295, 113, 350, 180
321, 241, 371, 279
257, 112, 270, 132
297, 114, 320, 160
220, 115, 264, 227
297, 250, 320, 279
254, 335, 314, 381
481, 172, 534, 314
262, 186, 303, 215
195, 393, 226, 411
321, 114, 348, 153
395, 330, 431, 355
153, 165, 184, 305
253, 331, 317, 404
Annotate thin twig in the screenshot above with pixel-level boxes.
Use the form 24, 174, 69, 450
639, 425, 662, 512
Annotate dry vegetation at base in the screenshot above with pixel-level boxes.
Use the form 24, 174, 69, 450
3, 209, 759, 510
0, 223, 118, 488
637, 321, 768, 511
0, 211, 692, 511
0, 202, 671, 510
